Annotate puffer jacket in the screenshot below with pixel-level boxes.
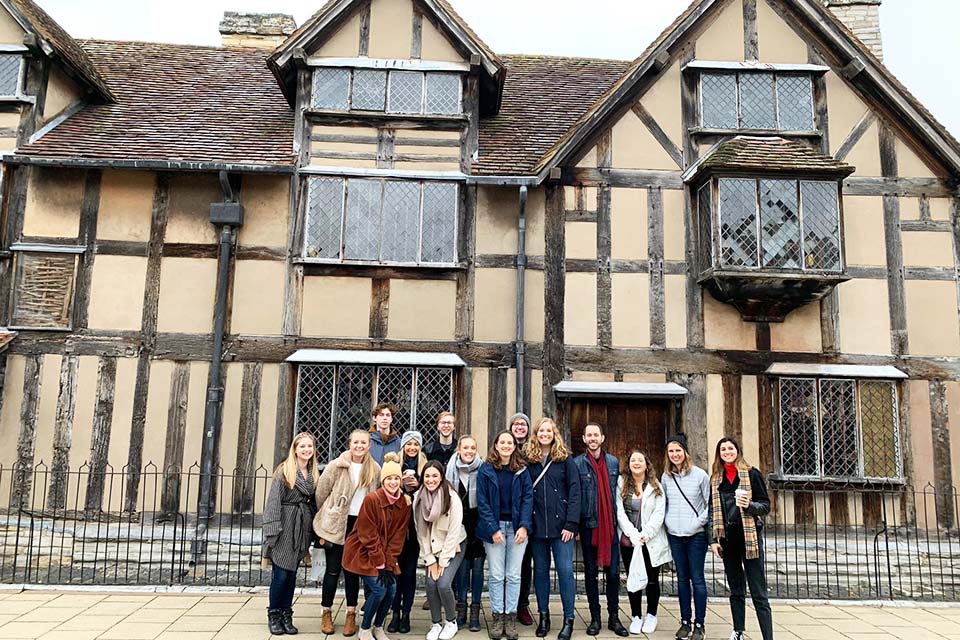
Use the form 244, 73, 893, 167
369, 429, 401, 465
313, 450, 380, 545
661, 466, 711, 537
574, 451, 619, 530
527, 455, 581, 538
413, 487, 467, 568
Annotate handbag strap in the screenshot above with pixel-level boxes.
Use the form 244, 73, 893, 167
670, 473, 702, 519
532, 459, 553, 488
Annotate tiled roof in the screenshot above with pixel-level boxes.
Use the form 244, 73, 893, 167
474, 55, 630, 176
687, 136, 855, 182
8, 0, 114, 100
21, 40, 295, 168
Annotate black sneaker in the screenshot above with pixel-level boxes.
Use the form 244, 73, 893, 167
690, 623, 705, 640
675, 620, 692, 640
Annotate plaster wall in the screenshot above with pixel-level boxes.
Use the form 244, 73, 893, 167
837, 278, 891, 355
96, 171, 154, 242
905, 280, 960, 356
156, 258, 218, 334
610, 188, 647, 261
301, 276, 371, 338
165, 174, 220, 245
22, 168, 83, 238
611, 272, 650, 348
387, 279, 456, 340
42, 66, 81, 123
564, 272, 597, 346
87, 255, 148, 331
238, 175, 290, 249
230, 260, 286, 335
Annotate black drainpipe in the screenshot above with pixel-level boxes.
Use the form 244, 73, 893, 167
194, 171, 244, 555
515, 186, 528, 413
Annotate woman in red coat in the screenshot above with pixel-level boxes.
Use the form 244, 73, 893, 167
344, 452, 411, 640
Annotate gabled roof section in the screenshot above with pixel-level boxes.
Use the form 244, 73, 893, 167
683, 136, 855, 183
534, 0, 960, 180
268, 0, 504, 112
4, 0, 114, 101
17, 41, 295, 171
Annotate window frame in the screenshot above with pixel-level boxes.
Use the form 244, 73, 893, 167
698, 71, 816, 133
8, 243, 85, 331
300, 175, 460, 267
773, 376, 904, 483
310, 66, 463, 117
0, 52, 25, 100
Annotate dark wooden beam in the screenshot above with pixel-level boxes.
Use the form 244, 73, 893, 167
85, 356, 117, 513
542, 184, 565, 417
879, 123, 908, 356
843, 176, 953, 198
563, 167, 684, 190
597, 130, 613, 349
487, 367, 507, 450
233, 362, 263, 513
410, 9, 423, 59
671, 372, 707, 463
743, 0, 759, 62
461, 76, 480, 173
758, 376, 777, 517
809, 45, 830, 155
377, 128, 396, 169
455, 185, 477, 341
47, 355, 78, 510
631, 103, 683, 169
930, 380, 955, 528
369, 277, 390, 339
648, 187, 666, 348
358, 0, 371, 57
834, 112, 875, 162
301, 262, 461, 280
72, 170, 103, 330
680, 44, 704, 349
722, 373, 743, 441
160, 361, 190, 515
12, 354, 42, 509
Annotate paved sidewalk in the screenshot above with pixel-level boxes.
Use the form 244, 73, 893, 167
0, 590, 959, 640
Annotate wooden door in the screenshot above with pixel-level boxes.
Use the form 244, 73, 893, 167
567, 398, 672, 474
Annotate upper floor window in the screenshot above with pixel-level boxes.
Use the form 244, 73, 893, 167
701, 72, 814, 132
699, 177, 842, 273
302, 176, 458, 265
0, 53, 22, 98
777, 376, 902, 482
311, 67, 462, 116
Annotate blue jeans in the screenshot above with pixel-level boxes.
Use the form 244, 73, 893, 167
360, 574, 396, 630
531, 537, 575, 620
269, 564, 298, 610
668, 532, 708, 625
456, 555, 485, 605
483, 521, 528, 614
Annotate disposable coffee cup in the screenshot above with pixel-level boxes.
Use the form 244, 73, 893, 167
735, 488, 749, 501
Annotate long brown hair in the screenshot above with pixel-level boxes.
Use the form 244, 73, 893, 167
620, 449, 662, 500
523, 417, 569, 463
664, 441, 693, 476
485, 430, 527, 472
417, 460, 453, 514
710, 436, 751, 482
276, 432, 320, 489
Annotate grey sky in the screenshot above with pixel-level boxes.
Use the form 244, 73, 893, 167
36, 0, 959, 138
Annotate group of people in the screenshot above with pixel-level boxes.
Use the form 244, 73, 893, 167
262, 404, 774, 640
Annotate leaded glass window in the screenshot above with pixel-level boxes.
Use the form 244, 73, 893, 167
351, 69, 387, 111
295, 364, 455, 461
311, 67, 462, 115
700, 71, 814, 132
312, 67, 350, 111
0, 54, 21, 97
388, 70, 425, 114
302, 176, 458, 265
777, 377, 901, 480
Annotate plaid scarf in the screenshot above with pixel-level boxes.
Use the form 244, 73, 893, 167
711, 468, 759, 560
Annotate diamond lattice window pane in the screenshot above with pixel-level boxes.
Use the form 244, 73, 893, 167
344, 179, 383, 261
421, 182, 457, 263
425, 73, 461, 114
701, 73, 738, 129
303, 177, 344, 259
414, 368, 454, 441
388, 71, 424, 114
381, 181, 421, 262
776, 75, 814, 131
718, 178, 758, 268
312, 68, 350, 110
376, 367, 414, 433
334, 366, 375, 452
294, 365, 337, 458
739, 73, 776, 129
779, 378, 819, 477
698, 183, 714, 270
800, 181, 841, 271
860, 381, 900, 479
759, 179, 801, 268
819, 379, 859, 477
352, 69, 387, 111
0, 54, 20, 96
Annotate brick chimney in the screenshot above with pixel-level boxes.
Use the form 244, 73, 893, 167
822, 0, 883, 60
219, 12, 296, 49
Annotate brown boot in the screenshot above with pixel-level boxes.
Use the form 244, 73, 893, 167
321, 609, 334, 635
343, 610, 358, 637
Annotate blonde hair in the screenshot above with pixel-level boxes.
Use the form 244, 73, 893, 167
523, 417, 569, 463
620, 450, 662, 501
347, 429, 380, 490
276, 432, 320, 489
436, 411, 456, 425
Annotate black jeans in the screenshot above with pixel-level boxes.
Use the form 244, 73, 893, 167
620, 543, 660, 617
269, 563, 298, 610
321, 515, 361, 608
391, 533, 420, 614
721, 531, 773, 640
517, 542, 533, 609
580, 531, 619, 615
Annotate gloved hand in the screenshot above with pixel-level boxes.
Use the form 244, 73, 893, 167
378, 568, 396, 588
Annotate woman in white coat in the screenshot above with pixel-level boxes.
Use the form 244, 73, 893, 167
616, 450, 671, 635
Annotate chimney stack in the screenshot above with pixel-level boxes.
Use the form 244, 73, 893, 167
821, 0, 883, 60
219, 12, 296, 50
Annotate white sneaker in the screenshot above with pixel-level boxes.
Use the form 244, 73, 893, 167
641, 615, 658, 634
426, 623, 443, 640
628, 616, 643, 635
439, 620, 458, 640
373, 627, 391, 640
728, 632, 744, 640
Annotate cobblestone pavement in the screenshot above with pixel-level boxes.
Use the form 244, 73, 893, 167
0, 590, 959, 640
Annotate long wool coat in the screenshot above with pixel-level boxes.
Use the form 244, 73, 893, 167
262, 470, 317, 572
343, 487, 411, 577
313, 451, 380, 545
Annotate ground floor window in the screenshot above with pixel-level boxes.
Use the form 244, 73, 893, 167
776, 377, 901, 481
294, 364, 454, 460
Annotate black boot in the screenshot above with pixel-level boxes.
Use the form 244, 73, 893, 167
268, 610, 286, 635
398, 611, 411, 634
280, 609, 299, 635
469, 603, 482, 632
387, 610, 401, 633
586, 607, 601, 636
607, 615, 628, 637
557, 618, 575, 640
457, 601, 467, 627
535, 613, 550, 638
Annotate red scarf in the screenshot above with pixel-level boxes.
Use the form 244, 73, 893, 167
588, 451, 615, 567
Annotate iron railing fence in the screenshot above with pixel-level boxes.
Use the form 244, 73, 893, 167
0, 462, 958, 600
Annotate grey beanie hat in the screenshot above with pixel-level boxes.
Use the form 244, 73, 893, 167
508, 412, 532, 429
401, 430, 423, 448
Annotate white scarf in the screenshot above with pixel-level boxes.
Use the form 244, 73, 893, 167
445, 453, 481, 508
